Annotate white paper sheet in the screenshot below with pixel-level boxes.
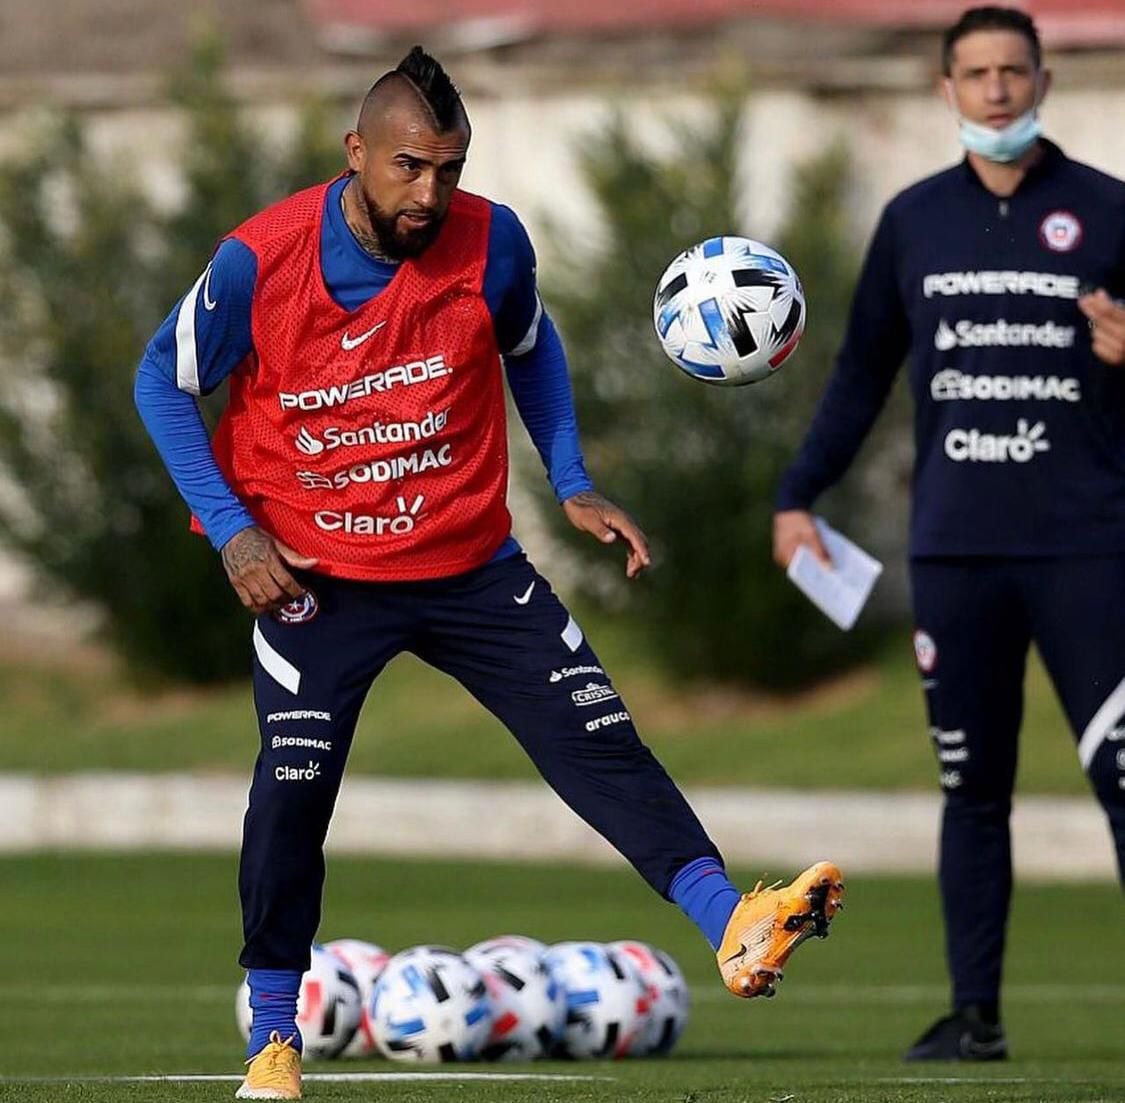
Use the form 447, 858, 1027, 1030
786, 517, 883, 631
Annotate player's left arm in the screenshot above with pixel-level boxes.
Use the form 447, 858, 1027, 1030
490, 204, 650, 577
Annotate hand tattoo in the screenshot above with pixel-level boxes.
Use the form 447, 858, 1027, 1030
568, 491, 611, 511
221, 527, 272, 578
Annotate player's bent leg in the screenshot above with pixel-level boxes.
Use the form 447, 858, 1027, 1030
419, 554, 845, 999
416, 554, 722, 895
236, 1031, 302, 1100
715, 860, 845, 998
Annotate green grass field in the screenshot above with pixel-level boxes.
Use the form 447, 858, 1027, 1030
0, 629, 1094, 795
0, 853, 1120, 1102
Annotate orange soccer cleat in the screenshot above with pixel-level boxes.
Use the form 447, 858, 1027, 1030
716, 860, 845, 999
235, 1031, 302, 1100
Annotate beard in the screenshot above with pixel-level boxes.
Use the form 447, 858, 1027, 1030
356, 182, 444, 260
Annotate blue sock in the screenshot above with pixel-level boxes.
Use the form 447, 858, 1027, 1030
247, 968, 303, 1058
669, 857, 742, 951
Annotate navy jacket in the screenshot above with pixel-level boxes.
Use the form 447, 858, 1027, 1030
778, 140, 1125, 557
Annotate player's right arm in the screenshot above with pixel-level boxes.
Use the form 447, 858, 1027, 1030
134, 238, 315, 613
773, 208, 910, 567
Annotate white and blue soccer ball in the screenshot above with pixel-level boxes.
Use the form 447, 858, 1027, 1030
323, 938, 392, 1057
544, 941, 649, 1059
653, 236, 806, 385
370, 945, 492, 1063
466, 943, 566, 1061
235, 943, 363, 1060
610, 941, 690, 1056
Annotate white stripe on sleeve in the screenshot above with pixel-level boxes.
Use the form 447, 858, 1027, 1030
509, 293, 543, 357
174, 266, 209, 395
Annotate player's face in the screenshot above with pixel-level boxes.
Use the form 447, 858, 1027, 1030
943, 30, 1048, 127
346, 113, 469, 260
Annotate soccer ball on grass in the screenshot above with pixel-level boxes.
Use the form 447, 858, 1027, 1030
323, 938, 391, 1057
369, 945, 492, 1062
543, 941, 649, 1059
466, 942, 566, 1060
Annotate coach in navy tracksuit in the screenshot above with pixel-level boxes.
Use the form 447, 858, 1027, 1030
774, 6, 1125, 1061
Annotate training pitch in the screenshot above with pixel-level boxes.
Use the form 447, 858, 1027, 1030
0, 853, 1120, 1102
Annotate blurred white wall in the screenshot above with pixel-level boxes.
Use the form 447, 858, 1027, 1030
467, 88, 1125, 254
7, 84, 1121, 264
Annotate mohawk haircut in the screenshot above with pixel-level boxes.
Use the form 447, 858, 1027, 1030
942, 6, 1042, 75
396, 46, 464, 129
358, 46, 467, 134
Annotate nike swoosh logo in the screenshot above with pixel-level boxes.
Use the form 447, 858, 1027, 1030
341, 321, 387, 350
202, 263, 218, 311
514, 582, 536, 605
720, 943, 748, 966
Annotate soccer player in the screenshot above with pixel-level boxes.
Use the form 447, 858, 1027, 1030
773, 5, 1125, 1063
136, 48, 844, 1099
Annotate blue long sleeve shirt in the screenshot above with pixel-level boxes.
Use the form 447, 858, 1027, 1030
778, 140, 1125, 557
135, 175, 592, 555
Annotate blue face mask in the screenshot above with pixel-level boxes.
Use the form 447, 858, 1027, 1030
957, 108, 1042, 163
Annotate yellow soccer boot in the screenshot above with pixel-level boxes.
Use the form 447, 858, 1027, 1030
235, 1031, 302, 1100
717, 860, 845, 998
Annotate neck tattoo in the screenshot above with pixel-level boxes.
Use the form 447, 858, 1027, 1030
342, 180, 394, 262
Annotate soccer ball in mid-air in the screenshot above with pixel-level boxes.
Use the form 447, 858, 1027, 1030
235, 944, 362, 1059
543, 941, 649, 1059
323, 938, 392, 1057
610, 941, 690, 1056
369, 945, 492, 1062
653, 236, 806, 385
466, 942, 566, 1060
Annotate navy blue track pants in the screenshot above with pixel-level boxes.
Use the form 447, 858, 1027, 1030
911, 556, 1125, 1011
240, 552, 721, 970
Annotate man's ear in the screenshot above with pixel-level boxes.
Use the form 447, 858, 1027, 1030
344, 130, 365, 173
940, 77, 959, 115
1034, 68, 1053, 110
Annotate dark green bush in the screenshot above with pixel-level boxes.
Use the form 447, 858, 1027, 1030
0, 38, 340, 683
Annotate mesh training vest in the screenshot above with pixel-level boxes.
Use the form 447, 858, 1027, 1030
207, 181, 512, 581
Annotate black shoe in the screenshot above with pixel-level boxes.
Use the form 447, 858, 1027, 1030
903, 1006, 1008, 1061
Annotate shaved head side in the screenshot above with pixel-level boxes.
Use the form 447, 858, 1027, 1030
357, 47, 469, 139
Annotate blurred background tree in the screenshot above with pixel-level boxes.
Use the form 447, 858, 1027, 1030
542, 95, 901, 691
0, 35, 341, 684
